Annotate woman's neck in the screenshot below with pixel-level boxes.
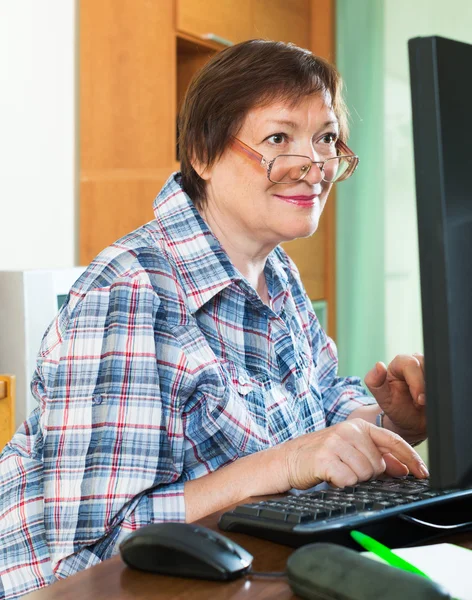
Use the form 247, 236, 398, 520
198, 204, 273, 305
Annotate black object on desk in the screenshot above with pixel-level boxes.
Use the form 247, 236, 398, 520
286, 543, 450, 600
120, 522, 253, 581
219, 476, 472, 548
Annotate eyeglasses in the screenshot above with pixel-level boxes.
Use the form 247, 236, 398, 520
230, 136, 359, 184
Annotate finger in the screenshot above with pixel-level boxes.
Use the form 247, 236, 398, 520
336, 440, 386, 482
412, 352, 425, 372
324, 457, 360, 489
389, 354, 425, 407
340, 420, 388, 477
364, 361, 388, 388
364, 362, 389, 403
368, 423, 429, 478
412, 353, 426, 405
383, 453, 409, 477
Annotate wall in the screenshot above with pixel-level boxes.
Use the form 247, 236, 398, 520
0, 0, 76, 270
336, 0, 472, 376
335, 0, 385, 378
383, 0, 472, 361
337, 0, 472, 463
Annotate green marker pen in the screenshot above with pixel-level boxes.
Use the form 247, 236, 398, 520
350, 530, 430, 579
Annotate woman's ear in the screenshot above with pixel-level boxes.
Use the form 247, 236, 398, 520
191, 157, 212, 181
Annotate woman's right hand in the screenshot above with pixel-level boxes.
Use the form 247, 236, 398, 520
275, 418, 429, 492
184, 417, 429, 522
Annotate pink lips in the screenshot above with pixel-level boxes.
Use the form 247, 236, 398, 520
274, 194, 318, 206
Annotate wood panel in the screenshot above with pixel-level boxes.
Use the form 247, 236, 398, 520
176, 0, 253, 45
253, 0, 311, 48
80, 0, 175, 263
80, 172, 170, 263
0, 375, 15, 450
80, 0, 175, 171
176, 37, 217, 115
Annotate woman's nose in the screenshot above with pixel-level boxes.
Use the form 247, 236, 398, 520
304, 161, 324, 184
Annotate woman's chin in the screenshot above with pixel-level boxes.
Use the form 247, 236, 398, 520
278, 215, 321, 241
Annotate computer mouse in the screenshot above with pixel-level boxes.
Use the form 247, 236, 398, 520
286, 543, 451, 600
119, 522, 253, 581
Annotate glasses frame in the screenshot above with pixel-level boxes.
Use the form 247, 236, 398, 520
230, 136, 359, 184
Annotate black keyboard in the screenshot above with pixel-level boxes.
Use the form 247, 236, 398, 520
218, 476, 472, 549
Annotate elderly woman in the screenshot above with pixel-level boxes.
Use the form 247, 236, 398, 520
0, 39, 427, 598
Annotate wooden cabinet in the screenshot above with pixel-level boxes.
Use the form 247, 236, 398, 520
177, 0, 311, 49
79, 0, 337, 336
176, 0, 253, 45
79, 0, 175, 262
253, 0, 311, 48
0, 376, 15, 450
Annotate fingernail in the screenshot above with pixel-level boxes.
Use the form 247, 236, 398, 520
420, 463, 429, 478
418, 393, 425, 404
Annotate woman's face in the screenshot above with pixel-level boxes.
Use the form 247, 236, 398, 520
199, 93, 339, 252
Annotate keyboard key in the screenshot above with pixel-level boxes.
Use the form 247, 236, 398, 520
343, 485, 359, 493
234, 504, 261, 517
353, 500, 374, 510
259, 508, 288, 521
286, 511, 317, 524
372, 501, 397, 510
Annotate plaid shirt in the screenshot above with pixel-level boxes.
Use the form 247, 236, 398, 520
0, 173, 373, 598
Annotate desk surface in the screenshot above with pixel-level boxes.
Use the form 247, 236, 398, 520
26, 504, 472, 600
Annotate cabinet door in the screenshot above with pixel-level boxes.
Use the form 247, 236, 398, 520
176, 0, 253, 45
0, 376, 15, 450
253, 0, 311, 48
80, 0, 175, 263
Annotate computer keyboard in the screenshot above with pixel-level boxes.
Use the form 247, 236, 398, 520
218, 475, 472, 549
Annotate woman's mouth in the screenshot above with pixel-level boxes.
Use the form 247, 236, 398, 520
273, 194, 318, 206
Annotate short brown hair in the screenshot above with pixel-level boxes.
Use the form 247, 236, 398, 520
178, 39, 348, 207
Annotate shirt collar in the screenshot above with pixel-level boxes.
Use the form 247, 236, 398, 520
153, 173, 239, 314
153, 172, 290, 315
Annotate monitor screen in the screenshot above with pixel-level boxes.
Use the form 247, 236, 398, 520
409, 35, 472, 489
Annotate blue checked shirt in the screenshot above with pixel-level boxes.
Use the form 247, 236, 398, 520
0, 173, 374, 598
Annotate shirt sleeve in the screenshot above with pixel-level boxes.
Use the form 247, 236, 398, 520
310, 314, 377, 426
35, 274, 191, 579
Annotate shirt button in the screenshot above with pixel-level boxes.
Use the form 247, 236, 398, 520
92, 394, 103, 405
285, 382, 296, 394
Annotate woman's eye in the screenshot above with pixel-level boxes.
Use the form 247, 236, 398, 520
320, 132, 338, 144
266, 133, 287, 145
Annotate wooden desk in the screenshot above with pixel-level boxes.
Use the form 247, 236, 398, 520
26, 506, 472, 600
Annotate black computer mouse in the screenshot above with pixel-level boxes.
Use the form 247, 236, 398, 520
119, 522, 253, 581
286, 543, 451, 600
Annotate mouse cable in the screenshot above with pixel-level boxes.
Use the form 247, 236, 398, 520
246, 569, 287, 579
399, 513, 472, 530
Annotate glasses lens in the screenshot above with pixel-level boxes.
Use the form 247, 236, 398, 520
323, 156, 357, 182
269, 155, 313, 183
269, 154, 358, 183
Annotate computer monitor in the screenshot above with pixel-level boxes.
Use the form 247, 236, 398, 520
409, 35, 472, 490
0, 268, 86, 428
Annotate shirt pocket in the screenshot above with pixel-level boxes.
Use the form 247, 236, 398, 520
217, 360, 270, 453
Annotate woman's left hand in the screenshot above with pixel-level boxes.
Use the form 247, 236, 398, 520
364, 354, 427, 443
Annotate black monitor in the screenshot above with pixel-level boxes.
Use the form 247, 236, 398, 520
409, 35, 472, 490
